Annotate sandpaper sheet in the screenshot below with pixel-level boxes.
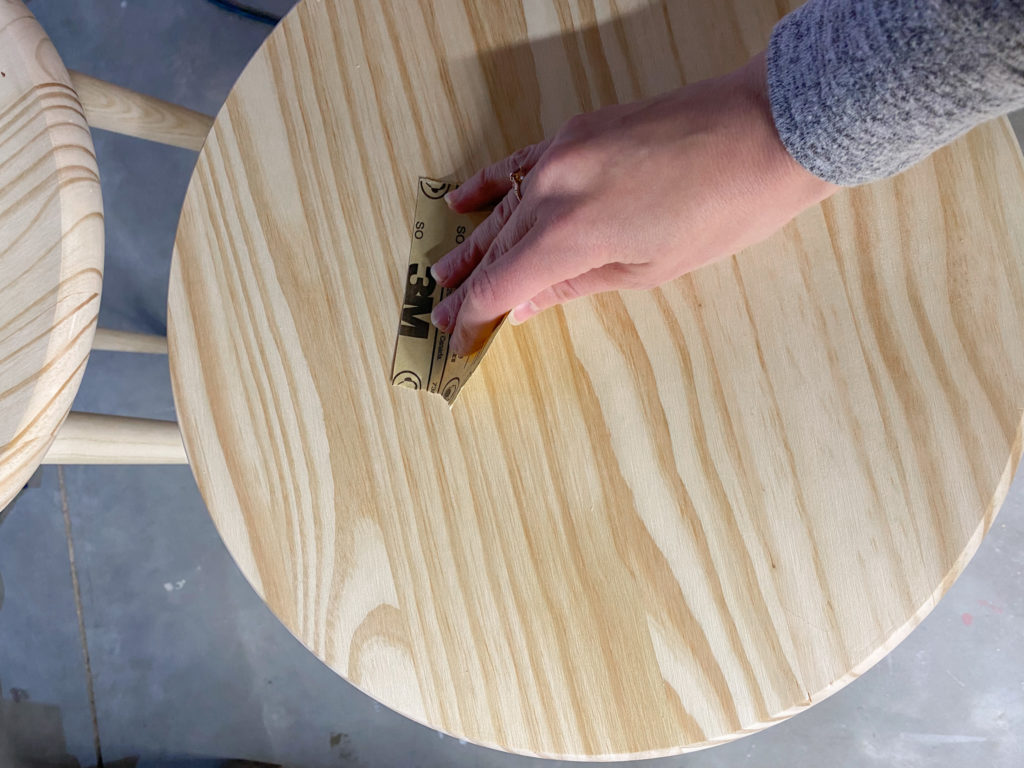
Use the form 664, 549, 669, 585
390, 178, 503, 406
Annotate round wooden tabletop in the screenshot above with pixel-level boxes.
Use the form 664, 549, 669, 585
168, 0, 1024, 759
0, 0, 103, 509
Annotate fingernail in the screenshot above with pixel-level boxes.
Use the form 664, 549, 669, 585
444, 190, 457, 208
430, 262, 448, 283
509, 302, 535, 326
432, 305, 451, 331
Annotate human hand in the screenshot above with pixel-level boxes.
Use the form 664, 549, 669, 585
429, 51, 839, 355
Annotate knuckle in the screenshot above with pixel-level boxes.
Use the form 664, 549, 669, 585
470, 221, 506, 267
487, 228, 517, 266
465, 166, 490, 190
450, 323, 470, 353
561, 112, 591, 138
468, 225, 489, 252
468, 211, 502, 250
506, 145, 534, 173
463, 245, 488, 274
438, 243, 464, 271
446, 284, 469, 315
466, 268, 503, 312
452, 243, 478, 273
551, 280, 583, 304
532, 143, 589, 193
634, 278, 658, 291
496, 192, 516, 219
630, 269, 664, 291
528, 163, 556, 195
539, 141, 574, 172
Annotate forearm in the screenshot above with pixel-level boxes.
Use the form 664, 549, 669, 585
767, 0, 1024, 185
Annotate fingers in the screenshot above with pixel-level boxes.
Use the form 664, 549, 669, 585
446, 139, 551, 212
509, 263, 637, 324
430, 205, 536, 349
431, 190, 519, 288
433, 224, 588, 355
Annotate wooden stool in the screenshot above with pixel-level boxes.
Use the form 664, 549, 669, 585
0, 0, 211, 508
166, 0, 1024, 759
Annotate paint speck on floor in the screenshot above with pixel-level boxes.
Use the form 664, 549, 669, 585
980, 599, 1005, 614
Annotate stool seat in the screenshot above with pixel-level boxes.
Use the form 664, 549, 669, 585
0, 2, 103, 508
167, 0, 1024, 758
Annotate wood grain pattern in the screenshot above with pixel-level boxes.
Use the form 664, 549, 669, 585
0, 0, 103, 509
43, 412, 186, 464
167, 0, 1024, 758
69, 70, 213, 151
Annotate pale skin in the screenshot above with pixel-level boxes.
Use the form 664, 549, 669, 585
430, 50, 840, 355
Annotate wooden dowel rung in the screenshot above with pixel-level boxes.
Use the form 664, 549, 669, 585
44, 412, 188, 465
69, 70, 213, 151
92, 328, 168, 354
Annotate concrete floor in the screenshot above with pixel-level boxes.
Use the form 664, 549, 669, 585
1, 1, 1023, 766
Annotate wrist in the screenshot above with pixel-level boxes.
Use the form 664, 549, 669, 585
730, 50, 840, 206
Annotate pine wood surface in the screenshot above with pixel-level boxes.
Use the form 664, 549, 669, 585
0, 0, 103, 509
167, 0, 1024, 758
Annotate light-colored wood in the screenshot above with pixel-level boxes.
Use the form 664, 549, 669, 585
69, 70, 212, 151
92, 327, 168, 354
167, 0, 1024, 759
0, 1, 104, 508
43, 412, 186, 464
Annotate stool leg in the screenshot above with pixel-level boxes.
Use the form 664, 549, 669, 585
68, 70, 213, 151
44, 413, 187, 465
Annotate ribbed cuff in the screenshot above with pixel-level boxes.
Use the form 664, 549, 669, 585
766, 0, 1024, 187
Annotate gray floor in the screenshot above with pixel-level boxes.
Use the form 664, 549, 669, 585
1, 1, 1022, 766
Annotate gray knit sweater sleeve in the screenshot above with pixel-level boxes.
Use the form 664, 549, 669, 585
766, 0, 1024, 186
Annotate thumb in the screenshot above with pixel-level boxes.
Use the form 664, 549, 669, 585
509, 263, 641, 325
